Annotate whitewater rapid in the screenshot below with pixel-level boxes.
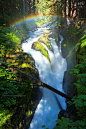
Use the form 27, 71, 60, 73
22, 23, 67, 129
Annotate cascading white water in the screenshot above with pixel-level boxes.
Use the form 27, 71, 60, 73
22, 24, 67, 129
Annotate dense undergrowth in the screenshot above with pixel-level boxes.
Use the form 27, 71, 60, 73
0, 25, 38, 128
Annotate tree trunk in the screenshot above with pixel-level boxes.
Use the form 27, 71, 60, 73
33, 0, 35, 14
28, 0, 31, 14
75, 0, 79, 27
66, 0, 69, 16
69, 0, 71, 17
70, 0, 73, 19
72, 0, 77, 20
66, 0, 70, 26
1, 2, 6, 27
64, 0, 66, 17
23, 0, 25, 18
26, 0, 28, 15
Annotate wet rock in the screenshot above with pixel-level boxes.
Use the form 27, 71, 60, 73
44, 30, 50, 34
62, 48, 77, 97
58, 110, 69, 119
32, 41, 51, 64
34, 28, 37, 31
49, 27, 59, 47
58, 108, 77, 122
39, 35, 53, 52
32, 29, 34, 32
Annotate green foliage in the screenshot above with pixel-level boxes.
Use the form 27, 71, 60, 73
35, 18, 44, 26
0, 25, 36, 128
54, 117, 86, 129
0, 66, 19, 108
0, 109, 13, 127
35, 0, 49, 15
69, 34, 86, 119
42, 125, 46, 128
0, 63, 33, 106
11, 24, 29, 42
76, 34, 86, 63
0, 65, 34, 127
0, 26, 21, 60
42, 125, 49, 129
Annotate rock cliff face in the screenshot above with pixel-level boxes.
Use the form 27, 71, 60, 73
56, 23, 78, 97
62, 48, 77, 97
56, 24, 78, 122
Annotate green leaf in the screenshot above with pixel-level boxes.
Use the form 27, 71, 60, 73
42, 125, 46, 128
78, 95, 86, 100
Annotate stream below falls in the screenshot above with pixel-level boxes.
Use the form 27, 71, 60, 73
22, 22, 67, 129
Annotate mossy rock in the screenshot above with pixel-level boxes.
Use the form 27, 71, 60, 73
39, 35, 53, 51
32, 41, 50, 64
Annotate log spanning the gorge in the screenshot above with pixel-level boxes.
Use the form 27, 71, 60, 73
20, 73, 72, 100
38, 81, 72, 100
0, 62, 72, 100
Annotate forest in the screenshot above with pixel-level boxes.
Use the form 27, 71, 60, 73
0, 0, 86, 128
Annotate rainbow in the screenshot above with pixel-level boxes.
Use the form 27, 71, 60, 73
10, 14, 72, 27
10, 14, 40, 27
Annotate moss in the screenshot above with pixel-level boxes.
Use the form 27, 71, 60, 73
39, 35, 53, 51
32, 41, 50, 64
76, 34, 86, 63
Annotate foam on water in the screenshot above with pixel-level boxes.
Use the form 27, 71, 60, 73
22, 25, 67, 129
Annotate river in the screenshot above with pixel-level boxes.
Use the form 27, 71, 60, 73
22, 21, 67, 129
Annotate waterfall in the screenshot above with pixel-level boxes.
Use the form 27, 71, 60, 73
22, 25, 67, 129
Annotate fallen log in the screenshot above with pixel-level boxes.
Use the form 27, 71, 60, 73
0, 62, 72, 100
